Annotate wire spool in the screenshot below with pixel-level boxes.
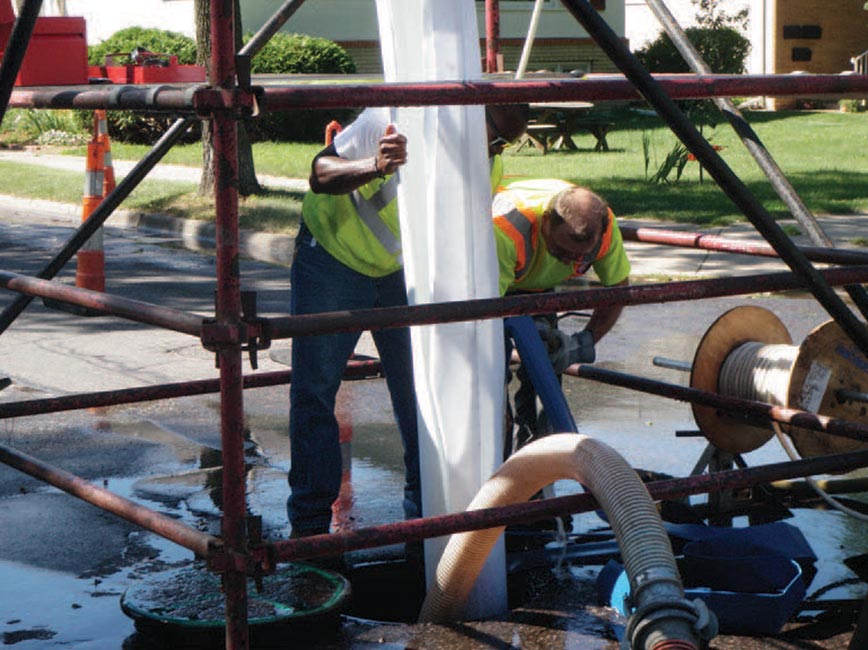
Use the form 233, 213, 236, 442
785, 319, 868, 459
691, 305, 868, 458
690, 306, 792, 453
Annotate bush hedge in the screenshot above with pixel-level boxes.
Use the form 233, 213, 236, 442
87, 26, 198, 66
245, 32, 357, 143
78, 27, 200, 144
636, 26, 751, 75
80, 28, 356, 144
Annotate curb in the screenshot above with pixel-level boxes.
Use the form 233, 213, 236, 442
0, 194, 297, 267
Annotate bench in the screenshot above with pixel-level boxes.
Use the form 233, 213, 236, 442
516, 109, 614, 154
572, 116, 615, 152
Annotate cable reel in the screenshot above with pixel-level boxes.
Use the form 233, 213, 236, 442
689, 305, 868, 458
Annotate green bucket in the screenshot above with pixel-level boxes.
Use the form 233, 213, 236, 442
122, 562, 351, 644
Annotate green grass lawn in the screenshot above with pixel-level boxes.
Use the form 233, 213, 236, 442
2, 106, 867, 233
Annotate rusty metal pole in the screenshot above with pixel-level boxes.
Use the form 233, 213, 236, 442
485, 0, 500, 73
619, 225, 868, 266
0, 442, 217, 556
270, 448, 868, 563
558, 0, 868, 359
0, 360, 383, 419
208, 1, 248, 648
268, 266, 868, 339
11, 74, 868, 111
238, 0, 307, 58
567, 364, 868, 445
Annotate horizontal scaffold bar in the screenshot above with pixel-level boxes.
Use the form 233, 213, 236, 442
268, 265, 868, 339
620, 225, 868, 265
0, 359, 382, 419
0, 270, 203, 335
568, 365, 868, 445
8, 73, 868, 112
271, 448, 868, 564
0, 441, 217, 557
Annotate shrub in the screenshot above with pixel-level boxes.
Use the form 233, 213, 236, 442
246, 32, 357, 142
839, 99, 867, 113
78, 27, 200, 144
636, 26, 751, 75
635, 27, 749, 126
0, 109, 88, 147
87, 26, 197, 66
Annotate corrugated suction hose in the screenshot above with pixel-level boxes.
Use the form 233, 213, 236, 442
418, 434, 715, 650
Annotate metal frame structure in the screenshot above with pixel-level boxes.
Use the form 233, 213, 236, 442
1, 1, 868, 648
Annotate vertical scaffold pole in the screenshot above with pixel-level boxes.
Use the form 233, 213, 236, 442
209, 1, 248, 648
485, 0, 500, 73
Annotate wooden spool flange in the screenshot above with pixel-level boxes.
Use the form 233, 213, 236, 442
690, 306, 792, 453
785, 319, 868, 458
690, 305, 868, 458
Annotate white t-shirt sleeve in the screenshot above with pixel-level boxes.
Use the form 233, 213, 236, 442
333, 107, 390, 160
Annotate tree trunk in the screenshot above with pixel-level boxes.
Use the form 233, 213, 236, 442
234, 0, 262, 197
195, 0, 261, 197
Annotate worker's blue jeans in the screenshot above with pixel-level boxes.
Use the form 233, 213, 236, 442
287, 223, 421, 535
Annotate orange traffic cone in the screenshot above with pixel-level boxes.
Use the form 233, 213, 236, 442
95, 110, 115, 195
75, 114, 105, 292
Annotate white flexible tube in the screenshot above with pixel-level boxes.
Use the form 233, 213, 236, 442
418, 433, 694, 648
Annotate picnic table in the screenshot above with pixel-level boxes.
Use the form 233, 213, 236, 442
518, 102, 615, 154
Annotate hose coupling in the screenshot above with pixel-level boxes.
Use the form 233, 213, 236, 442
625, 596, 717, 650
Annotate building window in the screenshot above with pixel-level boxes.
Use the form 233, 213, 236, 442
791, 47, 812, 62
783, 25, 822, 40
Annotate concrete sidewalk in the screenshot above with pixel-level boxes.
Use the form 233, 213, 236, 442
1, 147, 866, 278
0, 148, 309, 192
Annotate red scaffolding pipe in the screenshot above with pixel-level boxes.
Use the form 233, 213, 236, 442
566, 364, 868, 445
0, 442, 217, 557
8, 74, 868, 112
485, 0, 500, 73
257, 73, 868, 110
0, 360, 383, 420
268, 265, 868, 339
620, 225, 868, 266
0, 270, 203, 335
207, 1, 248, 647
269, 448, 868, 563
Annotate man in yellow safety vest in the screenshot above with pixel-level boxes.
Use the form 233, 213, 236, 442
288, 105, 528, 539
493, 178, 631, 455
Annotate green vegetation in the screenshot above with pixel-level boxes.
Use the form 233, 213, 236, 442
87, 26, 198, 66
0, 109, 87, 147
1, 107, 867, 232
245, 32, 357, 142
81, 27, 356, 144
635, 26, 751, 75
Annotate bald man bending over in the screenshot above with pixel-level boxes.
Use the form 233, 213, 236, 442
493, 179, 631, 457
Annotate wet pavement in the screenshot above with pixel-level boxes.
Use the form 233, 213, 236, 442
0, 193, 867, 648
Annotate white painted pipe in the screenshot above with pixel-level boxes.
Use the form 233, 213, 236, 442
515, 0, 545, 80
